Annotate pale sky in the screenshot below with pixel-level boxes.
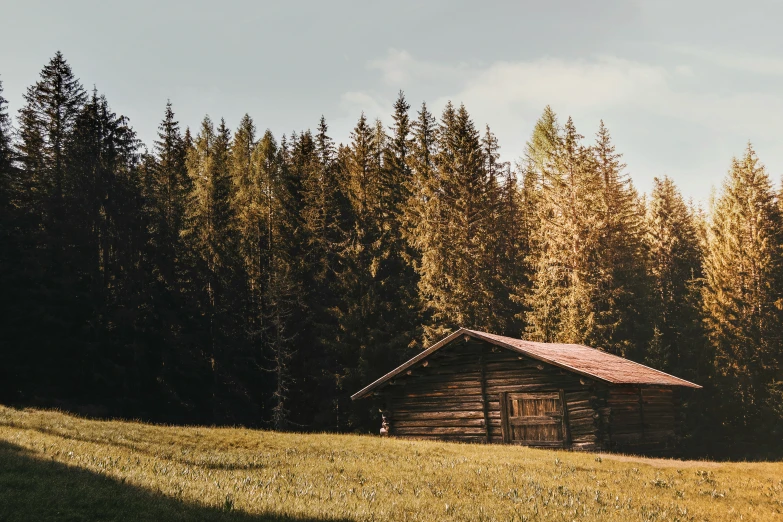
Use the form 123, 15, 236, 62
2, 0, 782, 202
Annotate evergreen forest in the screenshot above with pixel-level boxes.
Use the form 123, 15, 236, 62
1, 53, 781, 458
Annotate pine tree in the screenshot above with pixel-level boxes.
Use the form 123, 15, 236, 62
513, 107, 559, 329
334, 113, 383, 429
526, 116, 601, 344
589, 121, 650, 357
702, 145, 783, 435
17, 52, 86, 236
645, 176, 703, 376
0, 78, 12, 202
0, 77, 20, 402
413, 102, 509, 341
183, 116, 241, 421
148, 102, 188, 289
378, 92, 420, 353
403, 101, 438, 265
287, 124, 351, 430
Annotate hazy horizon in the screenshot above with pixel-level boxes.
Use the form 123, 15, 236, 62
2, 0, 782, 202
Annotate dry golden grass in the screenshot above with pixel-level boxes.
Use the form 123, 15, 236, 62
1, 406, 781, 521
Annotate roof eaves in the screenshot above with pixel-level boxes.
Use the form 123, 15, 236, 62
350, 328, 470, 400
352, 328, 702, 400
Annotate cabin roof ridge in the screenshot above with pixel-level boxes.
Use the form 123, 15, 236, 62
351, 328, 701, 401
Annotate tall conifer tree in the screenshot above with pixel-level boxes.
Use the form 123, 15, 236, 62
149, 102, 188, 289
379, 92, 420, 354
702, 145, 783, 435
513, 107, 559, 329
17, 52, 86, 235
0, 78, 20, 402
0, 79, 12, 204
526, 116, 601, 344
14, 53, 90, 402
589, 121, 650, 357
183, 116, 242, 420
413, 103, 509, 340
334, 113, 383, 429
288, 125, 351, 430
403, 101, 438, 261
645, 176, 704, 376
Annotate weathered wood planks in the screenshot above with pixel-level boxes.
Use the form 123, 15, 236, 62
381, 338, 683, 454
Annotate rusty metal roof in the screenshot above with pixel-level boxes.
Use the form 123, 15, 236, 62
351, 328, 701, 400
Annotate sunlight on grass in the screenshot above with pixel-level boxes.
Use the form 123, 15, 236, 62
1, 406, 782, 521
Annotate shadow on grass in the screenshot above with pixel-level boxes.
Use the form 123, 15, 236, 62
0, 441, 353, 522
0, 421, 271, 472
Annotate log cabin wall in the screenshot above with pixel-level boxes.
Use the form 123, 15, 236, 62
386, 339, 487, 443
385, 338, 611, 450
607, 386, 677, 454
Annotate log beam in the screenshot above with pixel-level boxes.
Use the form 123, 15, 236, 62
479, 349, 491, 443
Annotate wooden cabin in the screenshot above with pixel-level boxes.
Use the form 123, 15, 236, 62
352, 328, 701, 454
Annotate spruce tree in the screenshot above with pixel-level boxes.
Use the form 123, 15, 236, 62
526, 116, 600, 344
334, 113, 384, 429
0, 78, 12, 201
482, 125, 526, 335
149, 102, 188, 289
513, 107, 559, 331
379, 92, 420, 354
413, 102, 510, 341
232, 115, 262, 334
0, 77, 20, 402
403, 101, 438, 264
702, 145, 783, 436
589, 121, 650, 357
518, 105, 559, 251
69, 92, 151, 408
645, 176, 703, 376
183, 116, 242, 421
17, 52, 86, 234
524, 115, 649, 357
287, 125, 351, 430
0, 77, 13, 256
232, 124, 301, 429
524, 105, 560, 184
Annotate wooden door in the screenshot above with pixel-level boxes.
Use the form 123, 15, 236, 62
500, 392, 567, 447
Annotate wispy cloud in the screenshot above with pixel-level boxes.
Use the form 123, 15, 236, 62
339, 48, 783, 201
339, 91, 391, 120
669, 45, 783, 76
353, 48, 783, 136
367, 48, 471, 86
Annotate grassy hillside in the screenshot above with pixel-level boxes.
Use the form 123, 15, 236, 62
1, 406, 781, 521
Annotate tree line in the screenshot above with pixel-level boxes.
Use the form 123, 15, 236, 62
1, 53, 780, 457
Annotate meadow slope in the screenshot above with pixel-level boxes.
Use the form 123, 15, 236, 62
0, 406, 781, 521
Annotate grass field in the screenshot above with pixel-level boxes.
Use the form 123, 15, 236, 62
1, 406, 781, 521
